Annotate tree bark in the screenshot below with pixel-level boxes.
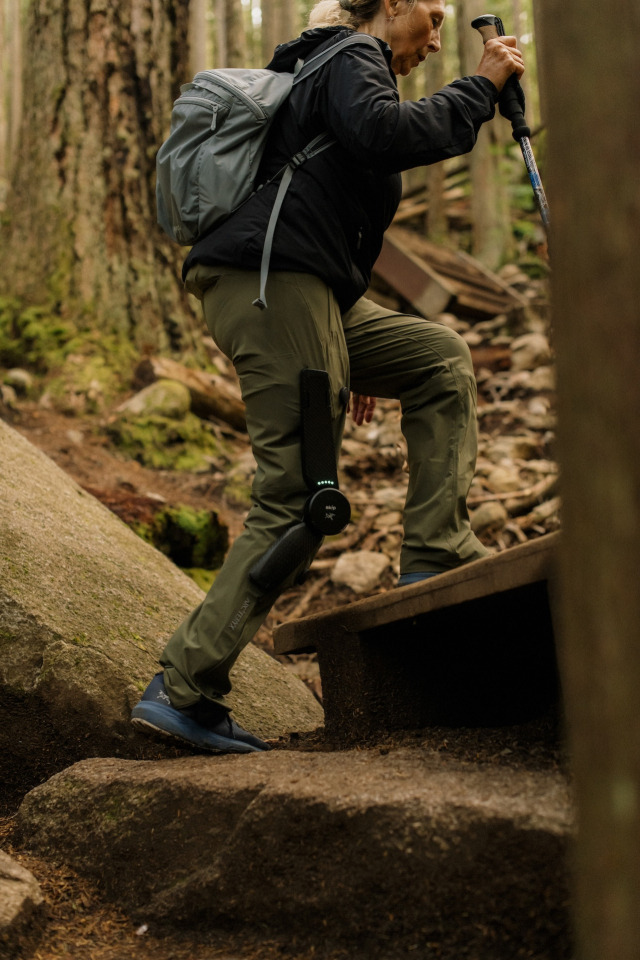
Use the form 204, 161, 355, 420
0, 0, 23, 184
225, 0, 247, 68
261, 0, 298, 65
457, 0, 512, 267
423, 49, 447, 243
0, 0, 201, 354
189, 0, 208, 75
538, 1, 640, 958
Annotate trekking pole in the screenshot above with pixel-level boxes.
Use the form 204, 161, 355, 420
471, 13, 550, 234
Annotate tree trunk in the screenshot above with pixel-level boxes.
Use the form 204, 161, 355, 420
423, 50, 447, 243
225, 0, 247, 68
189, 0, 208, 75
0, 0, 201, 354
538, 1, 640, 958
261, 0, 298, 65
1, 0, 23, 184
456, 0, 511, 267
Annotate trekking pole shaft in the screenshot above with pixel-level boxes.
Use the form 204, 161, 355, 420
518, 135, 550, 231
471, 13, 550, 233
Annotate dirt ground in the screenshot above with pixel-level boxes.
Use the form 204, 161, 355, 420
2, 401, 568, 960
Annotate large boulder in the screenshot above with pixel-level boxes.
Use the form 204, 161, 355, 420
0, 418, 323, 801
17, 750, 573, 958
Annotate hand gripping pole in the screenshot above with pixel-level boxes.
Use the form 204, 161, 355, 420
248, 370, 350, 593
471, 14, 550, 234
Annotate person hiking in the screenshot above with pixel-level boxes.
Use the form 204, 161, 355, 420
132, 0, 525, 753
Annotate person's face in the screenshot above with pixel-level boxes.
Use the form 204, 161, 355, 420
387, 0, 445, 76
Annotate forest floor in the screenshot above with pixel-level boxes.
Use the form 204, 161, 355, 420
1, 296, 566, 959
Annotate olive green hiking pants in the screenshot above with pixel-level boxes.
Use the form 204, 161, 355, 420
161, 266, 489, 711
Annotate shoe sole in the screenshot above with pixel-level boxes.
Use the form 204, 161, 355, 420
131, 702, 262, 754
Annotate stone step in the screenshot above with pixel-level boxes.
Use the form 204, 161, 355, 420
274, 534, 560, 738
18, 750, 572, 959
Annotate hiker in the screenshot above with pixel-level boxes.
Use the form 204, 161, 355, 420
132, 0, 525, 753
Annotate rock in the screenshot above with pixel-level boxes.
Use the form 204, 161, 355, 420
0, 419, 323, 801
116, 379, 191, 419
331, 550, 390, 593
371, 484, 407, 510
17, 752, 572, 956
485, 435, 541, 463
3, 369, 34, 395
0, 384, 17, 407
365, 421, 401, 448
470, 500, 509, 535
510, 333, 552, 372
0, 849, 44, 955
461, 329, 483, 347
485, 465, 522, 493
65, 428, 84, 446
529, 365, 556, 391
433, 312, 471, 333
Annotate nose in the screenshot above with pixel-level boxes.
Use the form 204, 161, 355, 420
428, 32, 441, 53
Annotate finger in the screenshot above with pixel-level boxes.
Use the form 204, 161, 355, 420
350, 394, 371, 426
349, 393, 378, 426
363, 397, 377, 423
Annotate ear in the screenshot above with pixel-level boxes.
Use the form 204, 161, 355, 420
386, 0, 410, 17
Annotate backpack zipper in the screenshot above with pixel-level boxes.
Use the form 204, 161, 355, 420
179, 96, 221, 131
193, 73, 269, 121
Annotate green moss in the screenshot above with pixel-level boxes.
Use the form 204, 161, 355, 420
162, 505, 228, 568
45, 330, 138, 413
223, 480, 253, 508
106, 411, 227, 472
124, 504, 228, 571
71, 633, 91, 647
183, 567, 217, 592
0, 297, 76, 371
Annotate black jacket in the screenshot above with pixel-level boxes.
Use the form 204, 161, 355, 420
183, 27, 498, 312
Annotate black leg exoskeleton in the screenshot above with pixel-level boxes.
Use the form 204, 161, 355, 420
248, 369, 350, 593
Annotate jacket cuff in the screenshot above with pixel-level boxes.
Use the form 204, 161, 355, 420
472, 75, 500, 102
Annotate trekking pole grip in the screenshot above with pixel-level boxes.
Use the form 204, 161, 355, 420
471, 13, 530, 142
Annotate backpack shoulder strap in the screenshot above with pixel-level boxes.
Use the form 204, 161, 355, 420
293, 33, 382, 85
253, 34, 383, 309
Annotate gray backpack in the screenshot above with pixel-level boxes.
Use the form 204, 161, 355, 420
155, 33, 379, 308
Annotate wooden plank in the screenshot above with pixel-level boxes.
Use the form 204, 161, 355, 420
373, 233, 453, 317
273, 533, 558, 655
373, 225, 528, 320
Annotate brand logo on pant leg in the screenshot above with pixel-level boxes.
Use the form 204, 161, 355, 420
229, 597, 251, 631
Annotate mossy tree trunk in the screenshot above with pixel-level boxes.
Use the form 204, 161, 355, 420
538, 1, 640, 957
0, 0, 203, 355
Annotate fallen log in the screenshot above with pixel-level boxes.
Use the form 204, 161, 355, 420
134, 356, 246, 433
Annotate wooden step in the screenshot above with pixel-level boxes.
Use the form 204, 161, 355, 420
274, 534, 560, 738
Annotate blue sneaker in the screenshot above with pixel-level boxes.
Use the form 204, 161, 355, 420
131, 673, 270, 753
397, 571, 440, 586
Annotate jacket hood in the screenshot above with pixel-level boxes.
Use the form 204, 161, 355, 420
266, 26, 390, 73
